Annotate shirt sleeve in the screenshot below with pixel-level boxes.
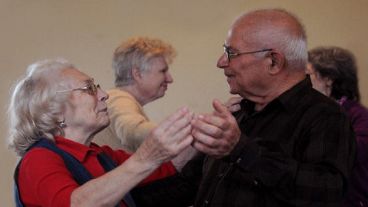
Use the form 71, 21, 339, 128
108, 90, 157, 152
18, 148, 78, 207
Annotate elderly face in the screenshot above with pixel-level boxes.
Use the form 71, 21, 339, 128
216, 23, 271, 100
136, 56, 173, 104
306, 63, 332, 97
61, 68, 110, 142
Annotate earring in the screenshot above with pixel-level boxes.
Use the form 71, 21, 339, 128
59, 120, 67, 128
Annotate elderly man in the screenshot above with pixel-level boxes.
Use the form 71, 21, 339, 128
132, 9, 356, 207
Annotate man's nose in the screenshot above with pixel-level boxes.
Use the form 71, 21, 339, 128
217, 53, 229, 69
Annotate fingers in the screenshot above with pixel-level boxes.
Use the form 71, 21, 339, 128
164, 110, 194, 136
228, 104, 241, 113
224, 96, 242, 113
191, 114, 226, 137
190, 99, 241, 157
143, 107, 194, 163
191, 139, 230, 158
225, 96, 243, 106
212, 99, 230, 117
157, 106, 191, 132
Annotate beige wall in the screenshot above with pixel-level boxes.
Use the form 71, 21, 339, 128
1, 0, 367, 206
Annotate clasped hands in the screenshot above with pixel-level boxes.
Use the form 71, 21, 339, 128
191, 99, 241, 158
139, 99, 241, 166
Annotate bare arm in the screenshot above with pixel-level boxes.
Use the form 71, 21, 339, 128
71, 107, 194, 207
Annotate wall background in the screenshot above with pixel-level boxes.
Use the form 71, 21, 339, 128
1, 0, 367, 206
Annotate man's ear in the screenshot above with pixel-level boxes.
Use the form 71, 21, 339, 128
268, 51, 285, 75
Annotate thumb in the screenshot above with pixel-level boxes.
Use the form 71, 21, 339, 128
212, 99, 231, 117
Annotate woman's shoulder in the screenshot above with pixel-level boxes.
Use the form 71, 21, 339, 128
20, 147, 65, 171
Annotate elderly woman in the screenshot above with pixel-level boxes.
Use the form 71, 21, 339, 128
307, 46, 368, 207
8, 59, 193, 207
94, 37, 176, 152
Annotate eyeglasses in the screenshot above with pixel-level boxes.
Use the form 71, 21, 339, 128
57, 80, 101, 96
223, 44, 272, 62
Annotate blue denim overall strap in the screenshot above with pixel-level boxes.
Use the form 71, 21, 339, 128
97, 153, 137, 207
14, 162, 24, 207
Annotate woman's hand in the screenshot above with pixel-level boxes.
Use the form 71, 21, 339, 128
135, 107, 194, 166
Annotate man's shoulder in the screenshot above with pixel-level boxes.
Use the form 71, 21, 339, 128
299, 88, 342, 113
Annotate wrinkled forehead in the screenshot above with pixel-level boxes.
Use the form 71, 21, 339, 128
225, 22, 258, 49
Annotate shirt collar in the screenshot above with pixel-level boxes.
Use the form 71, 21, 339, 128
54, 136, 101, 162
241, 77, 312, 114
276, 77, 312, 112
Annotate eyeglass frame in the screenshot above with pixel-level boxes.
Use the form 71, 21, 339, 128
223, 44, 272, 62
56, 79, 101, 96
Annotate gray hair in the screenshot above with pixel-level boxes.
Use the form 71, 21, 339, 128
8, 59, 74, 156
308, 46, 360, 102
238, 9, 308, 70
112, 37, 176, 87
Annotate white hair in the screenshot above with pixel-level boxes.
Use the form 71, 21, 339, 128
238, 8, 308, 70
112, 37, 176, 87
8, 58, 74, 156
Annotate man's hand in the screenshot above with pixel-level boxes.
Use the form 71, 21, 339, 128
224, 96, 242, 113
191, 99, 240, 158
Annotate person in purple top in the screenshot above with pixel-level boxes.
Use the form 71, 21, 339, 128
307, 46, 368, 207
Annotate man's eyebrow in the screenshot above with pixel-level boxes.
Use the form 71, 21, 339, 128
83, 78, 94, 84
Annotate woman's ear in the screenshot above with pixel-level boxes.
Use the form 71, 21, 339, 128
132, 67, 142, 82
325, 78, 333, 88
306, 63, 314, 74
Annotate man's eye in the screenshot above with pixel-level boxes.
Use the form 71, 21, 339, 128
86, 85, 95, 92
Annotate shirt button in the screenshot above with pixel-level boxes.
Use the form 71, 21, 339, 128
253, 180, 259, 186
236, 158, 242, 163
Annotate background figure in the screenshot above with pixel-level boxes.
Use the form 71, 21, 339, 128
307, 46, 368, 207
9, 59, 193, 207
94, 37, 176, 152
